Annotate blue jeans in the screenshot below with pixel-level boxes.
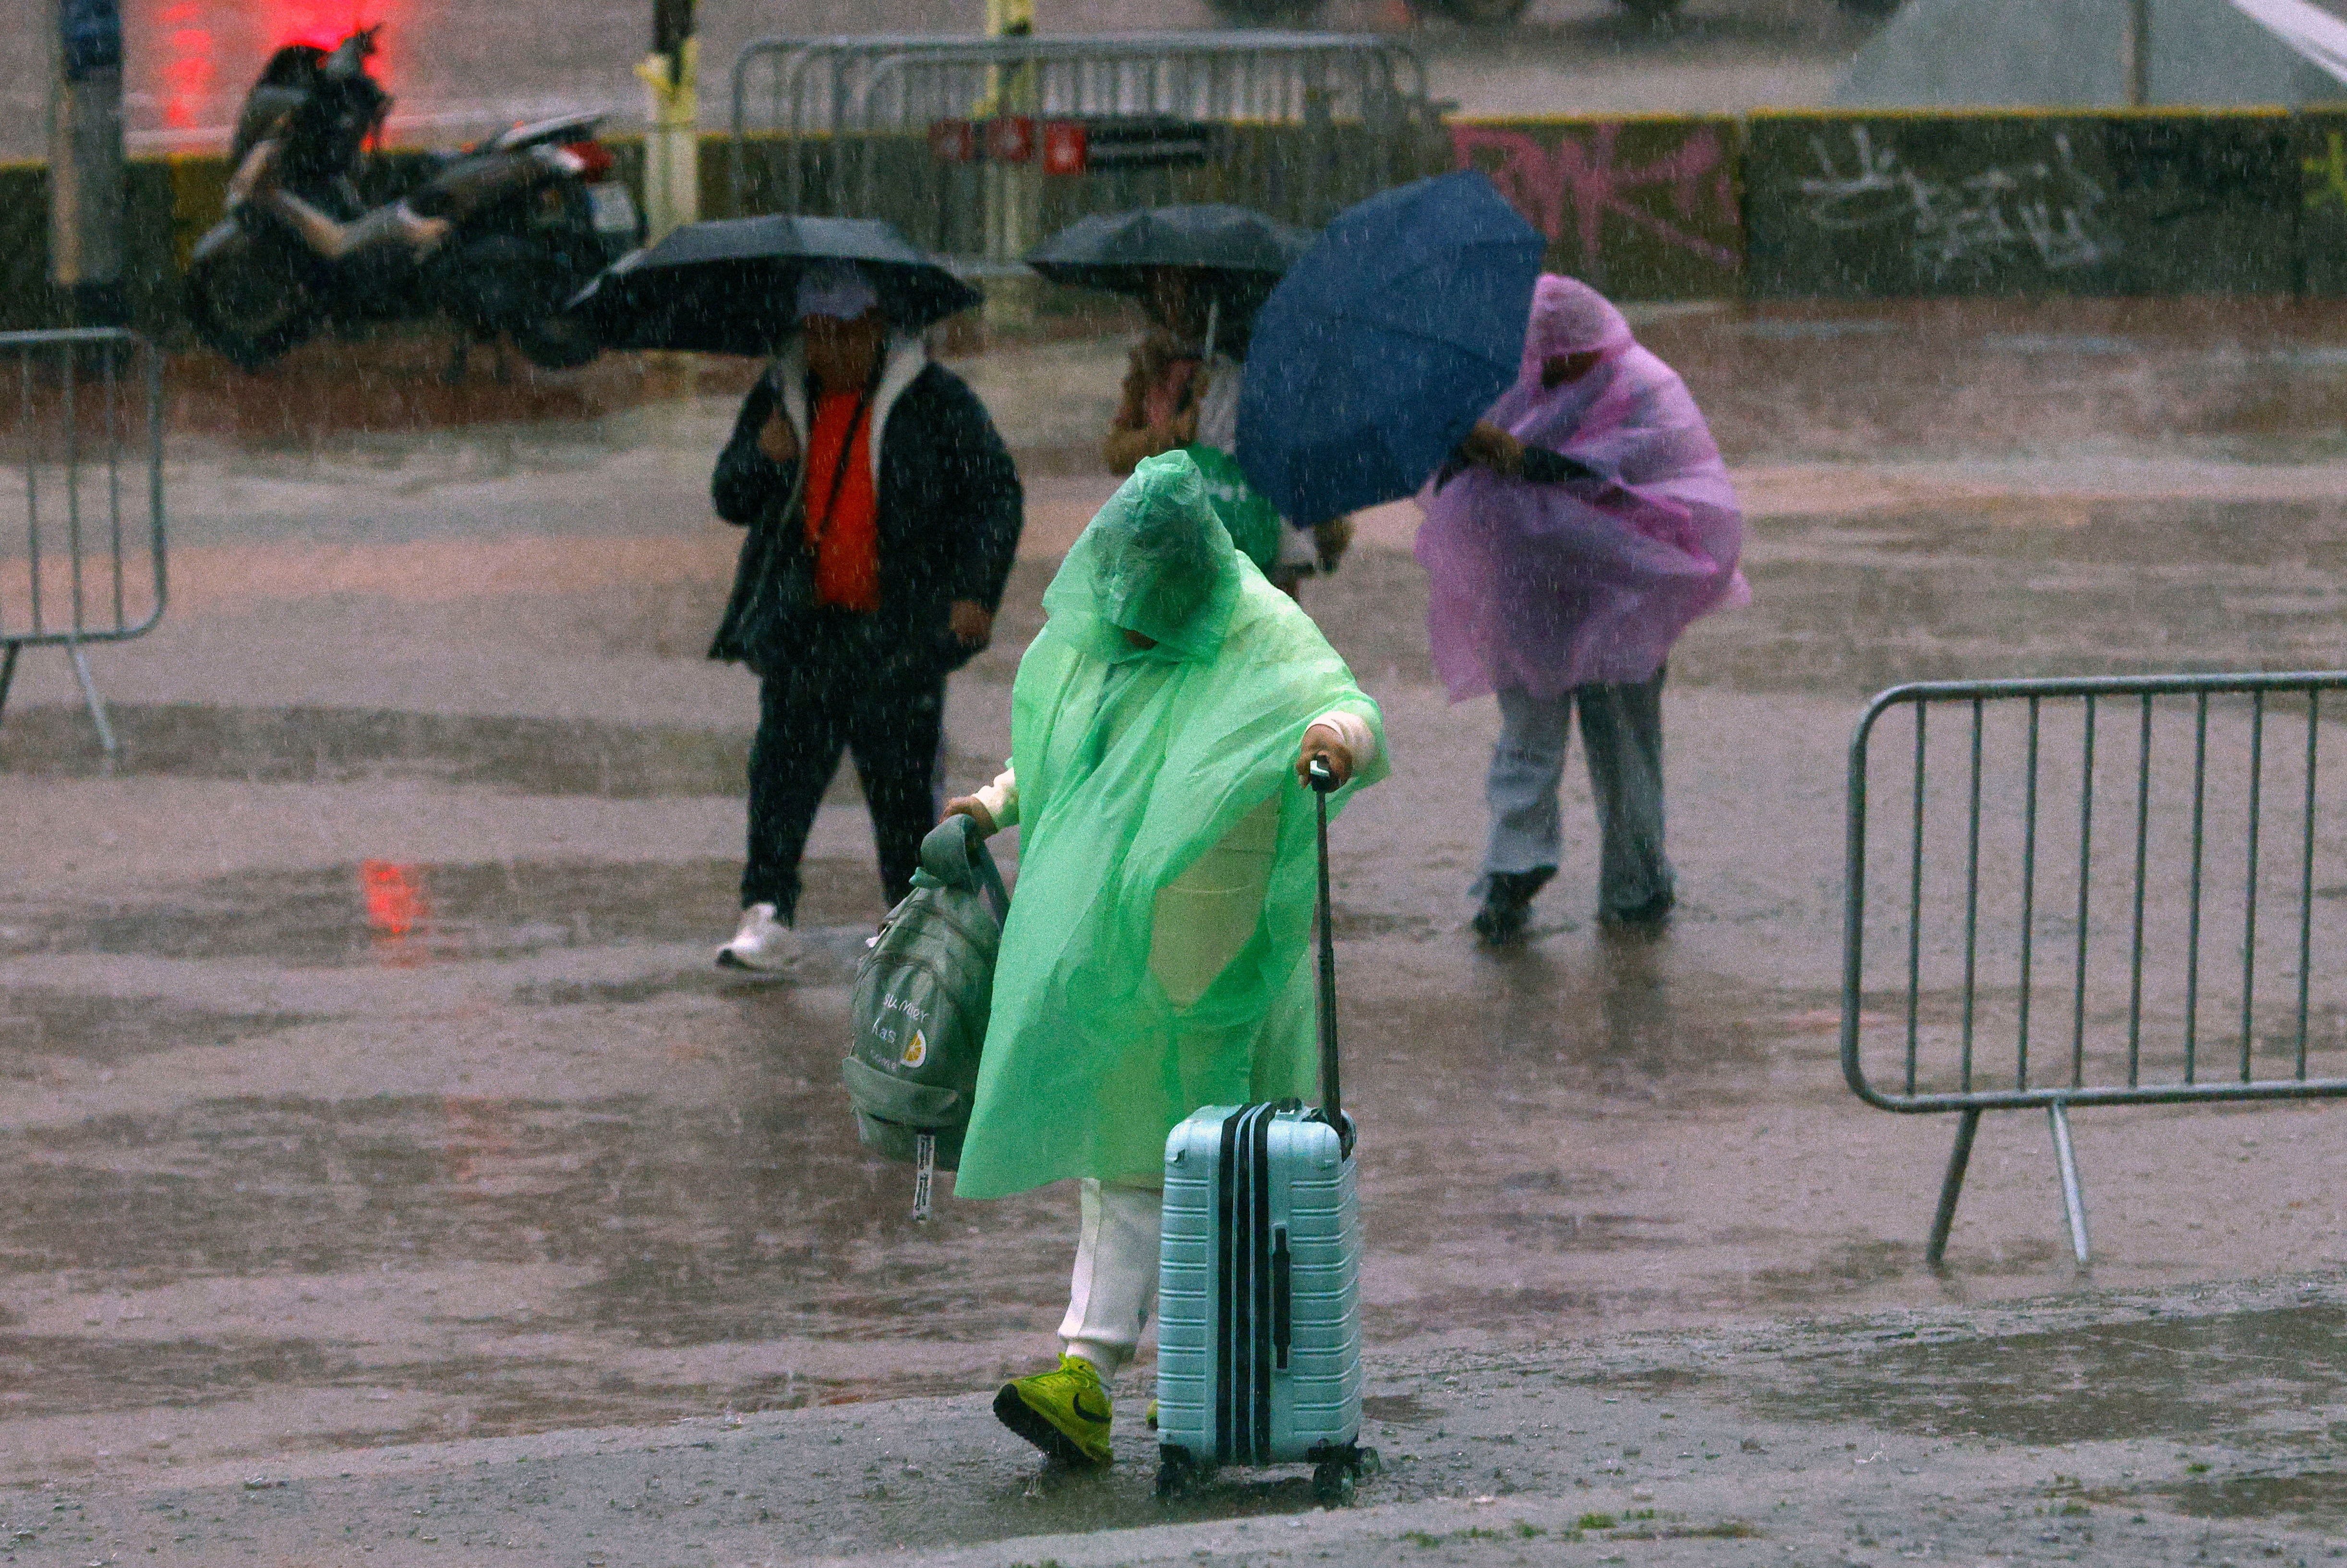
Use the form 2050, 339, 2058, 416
1480, 672, 1673, 918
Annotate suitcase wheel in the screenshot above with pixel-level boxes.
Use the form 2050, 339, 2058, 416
1309, 1443, 1376, 1508
1156, 1445, 1207, 1500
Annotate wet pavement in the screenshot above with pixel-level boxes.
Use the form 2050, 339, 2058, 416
6, 299, 2347, 1559
12, 1276, 2347, 1565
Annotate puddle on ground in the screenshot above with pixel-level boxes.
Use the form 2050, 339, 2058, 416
0, 702, 1008, 800
1360, 1393, 1443, 1426
1751, 1305, 2347, 1449
0, 937, 1833, 1452
1643, 299, 2347, 463
2160, 1468, 2347, 1523
3, 856, 889, 967
0, 985, 1071, 1435
0, 990, 313, 1074
1268, 499, 2347, 702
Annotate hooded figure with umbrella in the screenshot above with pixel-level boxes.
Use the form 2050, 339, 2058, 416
1026, 205, 1343, 595
577, 217, 1023, 970
1239, 174, 1741, 946
1424, 276, 1746, 944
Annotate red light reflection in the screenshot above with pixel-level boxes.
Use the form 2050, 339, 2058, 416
157, 4, 214, 130
359, 858, 427, 938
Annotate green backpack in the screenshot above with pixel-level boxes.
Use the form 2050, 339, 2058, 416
1181, 443, 1286, 577
843, 812, 1009, 1218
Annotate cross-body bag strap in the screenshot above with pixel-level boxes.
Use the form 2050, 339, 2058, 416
802, 371, 879, 554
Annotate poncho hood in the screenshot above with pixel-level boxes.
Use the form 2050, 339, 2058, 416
1417, 274, 1748, 701
1041, 451, 1242, 665
1523, 274, 1634, 370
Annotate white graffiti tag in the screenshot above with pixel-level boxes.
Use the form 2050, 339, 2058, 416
1798, 125, 2117, 275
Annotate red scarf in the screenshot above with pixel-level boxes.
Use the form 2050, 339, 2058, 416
804, 389, 880, 613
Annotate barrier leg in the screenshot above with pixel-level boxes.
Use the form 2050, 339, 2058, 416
66, 641, 118, 763
0, 641, 17, 734
1924, 1106, 1981, 1267
2047, 1101, 2090, 1265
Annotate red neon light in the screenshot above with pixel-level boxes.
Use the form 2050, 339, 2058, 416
1042, 121, 1086, 177
155, 2, 404, 137
928, 120, 975, 165
157, 4, 214, 131
985, 116, 1035, 164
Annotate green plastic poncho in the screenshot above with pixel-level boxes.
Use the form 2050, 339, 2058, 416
952, 452, 1388, 1200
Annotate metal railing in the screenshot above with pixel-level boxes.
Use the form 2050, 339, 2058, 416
1841, 671, 2347, 1265
0, 328, 166, 760
729, 33, 1434, 262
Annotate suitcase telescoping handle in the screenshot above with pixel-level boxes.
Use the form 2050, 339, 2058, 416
1307, 757, 1352, 1158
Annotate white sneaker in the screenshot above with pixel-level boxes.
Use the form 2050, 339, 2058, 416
717, 903, 799, 971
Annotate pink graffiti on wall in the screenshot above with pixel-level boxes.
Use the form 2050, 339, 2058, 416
1452, 123, 1740, 272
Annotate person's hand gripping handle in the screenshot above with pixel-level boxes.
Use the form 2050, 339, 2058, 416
1297, 723, 1355, 789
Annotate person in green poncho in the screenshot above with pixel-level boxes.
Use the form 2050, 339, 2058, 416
940, 450, 1387, 1469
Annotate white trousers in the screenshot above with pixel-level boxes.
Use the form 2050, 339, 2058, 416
1059, 796, 1278, 1377
1059, 1176, 1164, 1376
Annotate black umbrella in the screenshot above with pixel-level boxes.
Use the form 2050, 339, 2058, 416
569, 215, 983, 356
1024, 205, 1313, 337
1025, 204, 1314, 290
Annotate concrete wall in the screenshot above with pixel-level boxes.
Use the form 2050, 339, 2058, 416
1448, 116, 1744, 302
1742, 110, 2304, 298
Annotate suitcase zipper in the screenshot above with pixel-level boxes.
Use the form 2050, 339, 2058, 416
1250, 1104, 1275, 1463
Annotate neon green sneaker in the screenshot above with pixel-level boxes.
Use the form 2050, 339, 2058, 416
993, 1353, 1115, 1467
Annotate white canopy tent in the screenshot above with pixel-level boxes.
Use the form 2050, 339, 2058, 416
1831, 0, 2347, 108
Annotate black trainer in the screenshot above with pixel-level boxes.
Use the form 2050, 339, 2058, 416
1600, 887, 1677, 931
1472, 868, 1555, 947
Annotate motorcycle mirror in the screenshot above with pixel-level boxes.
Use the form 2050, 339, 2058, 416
323, 27, 379, 78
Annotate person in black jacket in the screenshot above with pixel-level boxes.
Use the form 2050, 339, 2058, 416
712, 261, 1023, 970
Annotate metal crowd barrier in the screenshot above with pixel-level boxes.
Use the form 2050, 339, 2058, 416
729, 32, 1433, 260
0, 328, 166, 760
1841, 671, 2347, 1266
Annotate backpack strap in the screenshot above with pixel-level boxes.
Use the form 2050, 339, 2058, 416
918, 813, 1011, 925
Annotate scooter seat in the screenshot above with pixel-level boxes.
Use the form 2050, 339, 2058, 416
485, 113, 604, 155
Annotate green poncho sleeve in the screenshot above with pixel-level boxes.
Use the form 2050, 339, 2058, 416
953, 453, 1388, 1200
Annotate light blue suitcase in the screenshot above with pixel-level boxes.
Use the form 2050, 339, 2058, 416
1155, 760, 1376, 1504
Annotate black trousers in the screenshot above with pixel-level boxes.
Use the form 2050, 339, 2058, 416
742, 654, 946, 922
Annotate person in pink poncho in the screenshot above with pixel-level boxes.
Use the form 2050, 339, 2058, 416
1417, 275, 1747, 944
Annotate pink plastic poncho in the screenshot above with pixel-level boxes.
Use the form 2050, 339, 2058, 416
1415, 275, 1748, 702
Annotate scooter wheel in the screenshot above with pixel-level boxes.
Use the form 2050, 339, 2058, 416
184, 226, 323, 372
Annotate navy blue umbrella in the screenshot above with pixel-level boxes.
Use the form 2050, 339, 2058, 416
1235, 171, 1545, 523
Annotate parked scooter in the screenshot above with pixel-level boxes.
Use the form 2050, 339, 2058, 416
185, 29, 642, 374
